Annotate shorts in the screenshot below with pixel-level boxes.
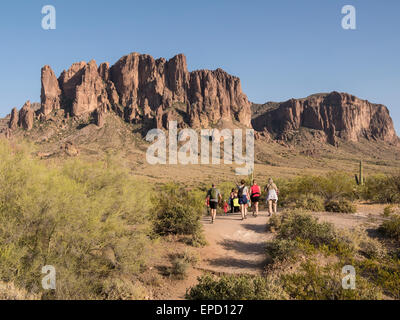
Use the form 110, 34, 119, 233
239, 195, 248, 205
267, 190, 278, 201
210, 201, 218, 209
251, 196, 260, 203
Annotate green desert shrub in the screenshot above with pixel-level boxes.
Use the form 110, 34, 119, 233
358, 239, 387, 260
362, 174, 400, 203
186, 274, 288, 300
166, 250, 200, 280
0, 141, 152, 299
294, 194, 325, 212
341, 228, 387, 260
266, 238, 315, 263
276, 211, 337, 247
152, 183, 205, 242
266, 210, 354, 261
383, 205, 395, 217
357, 259, 400, 299
277, 172, 357, 210
379, 215, 400, 241
169, 258, 190, 280
281, 261, 383, 300
324, 199, 357, 213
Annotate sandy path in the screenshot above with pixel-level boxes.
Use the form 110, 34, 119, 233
195, 204, 387, 277
197, 211, 274, 275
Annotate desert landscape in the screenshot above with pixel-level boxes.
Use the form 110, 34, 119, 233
0, 51, 399, 300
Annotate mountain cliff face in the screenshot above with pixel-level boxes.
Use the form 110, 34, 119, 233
4, 52, 398, 148
252, 92, 398, 146
15, 53, 251, 131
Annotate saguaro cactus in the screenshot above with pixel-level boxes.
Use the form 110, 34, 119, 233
355, 160, 364, 185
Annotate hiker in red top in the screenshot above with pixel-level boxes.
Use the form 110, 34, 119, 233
250, 180, 261, 217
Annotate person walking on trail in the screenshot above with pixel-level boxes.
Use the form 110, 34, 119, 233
250, 180, 261, 217
265, 178, 279, 217
206, 184, 222, 224
237, 180, 250, 220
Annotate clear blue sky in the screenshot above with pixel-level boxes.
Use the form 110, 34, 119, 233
0, 0, 399, 133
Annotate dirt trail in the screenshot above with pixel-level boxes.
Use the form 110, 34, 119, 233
197, 211, 274, 275
169, 204, 387, 299
195, 204, 386, 276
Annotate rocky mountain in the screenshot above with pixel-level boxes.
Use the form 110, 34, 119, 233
252, 92, 399, 146
2, 52, 398, 148
14, 53, 251, 132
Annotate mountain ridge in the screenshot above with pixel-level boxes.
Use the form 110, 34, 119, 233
1, 52, 398, 148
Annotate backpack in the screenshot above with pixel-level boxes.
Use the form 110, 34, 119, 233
210, 188, 218, 201
238, 186, 245, 198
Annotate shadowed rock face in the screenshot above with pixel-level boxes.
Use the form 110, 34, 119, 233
41, 65, 61, 116
8, 108, 19, 130
18, 101, 34, 131
252, 92, 398, 145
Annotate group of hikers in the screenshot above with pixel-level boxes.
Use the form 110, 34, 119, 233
206, 179, 279, 224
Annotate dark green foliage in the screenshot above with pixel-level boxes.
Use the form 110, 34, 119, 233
152, 183, 205, 244
281, 261, 382, 300
379, 215, 400, 241
276, 212, 336, 247
325, 199, 357, 213
362, 173, 400, 203
357, 259, 400, 299
277, 172, 357, 211
186, 274, 288, 300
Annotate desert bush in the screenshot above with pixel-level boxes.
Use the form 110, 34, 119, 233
357, 259, 400, 299
362, 174, 400, 203
276, 211, 337, 247
266, 238, 315, 263
0, 141, 152, 299
277, 172, 357, 210
340, 228, 387, 260
359, 239, 387, 260
281, 261, 383, 300
170, 258, 190, 280
102, 278, 147, 300
267, 210, 354, 260
294, 194, 325, 211
152, 183, 204, 240
180, 250, 200, 266
217, 181, 236, 201
379, 215, 400, 241
186, 274, 288, 300
324, 199, 357, 213
383, 205, 395, 217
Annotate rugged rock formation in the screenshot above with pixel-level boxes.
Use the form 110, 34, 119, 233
18, 101, 34, 131
37, 52, 251, 129
8, 108, 19, 130
252, 92, 398, 145
40, 65, 61, 116
7, 52, 398, 149
188, 69, 251, 128
57, 60, 110, 117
